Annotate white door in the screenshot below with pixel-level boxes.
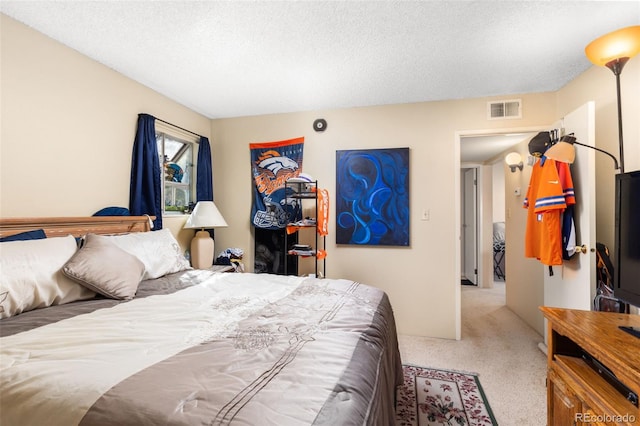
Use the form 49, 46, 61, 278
463, 168, 477, 284
544, 102, 596, 312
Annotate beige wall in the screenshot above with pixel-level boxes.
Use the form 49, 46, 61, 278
0, 15, 211, 249
492, 162, 505, 223
211, 95, 557, 338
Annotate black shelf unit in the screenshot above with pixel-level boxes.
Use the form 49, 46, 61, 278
283, 179, 326, 277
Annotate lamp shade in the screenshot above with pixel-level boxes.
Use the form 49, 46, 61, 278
184, 201, 228, 229
544, 140, 576, 164
505, 152, 522, 167
505, 152, 523, 172
585, 25, 640, 67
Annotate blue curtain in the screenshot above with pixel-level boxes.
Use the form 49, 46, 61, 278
129, 113, 162, 230
197, 136, 213, 201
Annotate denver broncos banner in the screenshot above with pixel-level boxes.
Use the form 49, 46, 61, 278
250, 137, 304, 229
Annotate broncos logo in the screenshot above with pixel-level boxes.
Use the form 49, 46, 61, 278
257, 150, 299, 176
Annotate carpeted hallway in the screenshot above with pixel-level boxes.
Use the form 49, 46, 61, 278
398, 281, 547, 425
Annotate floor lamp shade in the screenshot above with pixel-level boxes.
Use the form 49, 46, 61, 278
584, 25, 640, 173
184, 201, 228, 269
584, 25, 640, 68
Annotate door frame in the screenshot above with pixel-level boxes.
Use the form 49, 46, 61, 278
454, 125, 549, 340
461, 167, 478, 285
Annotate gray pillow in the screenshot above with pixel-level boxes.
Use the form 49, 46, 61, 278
62, 233, 145, 300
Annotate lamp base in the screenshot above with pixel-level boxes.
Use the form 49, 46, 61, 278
190, 230, 214, 269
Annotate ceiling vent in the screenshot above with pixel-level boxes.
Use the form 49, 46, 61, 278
487, 99, 522, 120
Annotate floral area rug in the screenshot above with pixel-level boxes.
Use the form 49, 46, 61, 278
396, 364, 498, 425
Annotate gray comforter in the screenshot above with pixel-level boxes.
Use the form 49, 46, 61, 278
0, 271, 402, 425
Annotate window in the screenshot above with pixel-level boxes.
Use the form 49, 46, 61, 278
156, 132, 195, 214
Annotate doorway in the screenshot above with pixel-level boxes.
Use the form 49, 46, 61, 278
455, 128, 540, 339
459, 132, 538, 287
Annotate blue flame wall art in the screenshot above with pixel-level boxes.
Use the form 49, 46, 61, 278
336, 148, 410, 246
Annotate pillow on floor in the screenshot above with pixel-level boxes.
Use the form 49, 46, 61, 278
62, 233, 145, 300
0, 235, 95, 319
105, 228, 191, 280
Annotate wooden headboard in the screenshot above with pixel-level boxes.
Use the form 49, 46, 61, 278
0, 216, 154, 239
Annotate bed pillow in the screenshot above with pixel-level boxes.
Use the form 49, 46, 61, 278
92, 206, 130, 216
106, 228, 191, 280
62, 233, 145, 300
0, 235, 96, 319
0, 229, 47, 242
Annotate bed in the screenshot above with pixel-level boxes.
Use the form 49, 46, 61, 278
0, 217, 402, 426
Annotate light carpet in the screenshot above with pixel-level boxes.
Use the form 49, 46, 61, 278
397, 282, 547, 425
396, 364, 497, 425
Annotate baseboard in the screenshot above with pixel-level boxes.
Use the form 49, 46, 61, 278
537, 342, 548, 356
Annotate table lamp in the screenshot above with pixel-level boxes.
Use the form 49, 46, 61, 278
184, 201, 228, 269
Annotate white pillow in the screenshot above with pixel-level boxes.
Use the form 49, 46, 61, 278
106, 228, 191, 280
0, 235, 96, 319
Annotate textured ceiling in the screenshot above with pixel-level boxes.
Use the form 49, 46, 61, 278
1, 1, 639, 120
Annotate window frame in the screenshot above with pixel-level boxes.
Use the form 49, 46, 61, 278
156, 130, 198, 216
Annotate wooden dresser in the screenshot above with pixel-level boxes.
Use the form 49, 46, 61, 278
540, 307, 640, 425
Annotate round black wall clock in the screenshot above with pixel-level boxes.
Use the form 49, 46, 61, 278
313, 119, 327, 132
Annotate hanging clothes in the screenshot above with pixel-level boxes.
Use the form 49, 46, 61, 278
523, 156, 575, 266
555, 157, 577, 260
316, 188, 329, 237
562, 204, 577, 260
